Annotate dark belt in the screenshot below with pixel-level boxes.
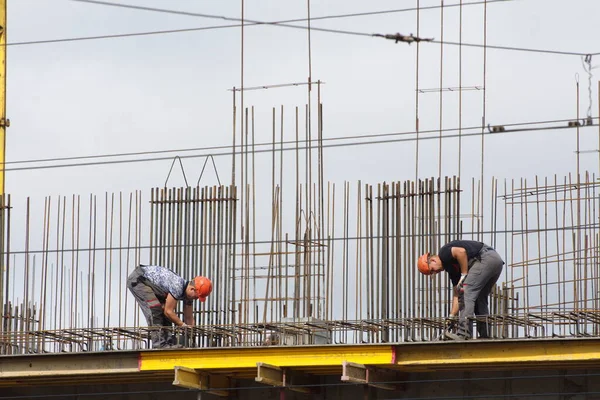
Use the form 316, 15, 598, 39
479, 245, 494, 254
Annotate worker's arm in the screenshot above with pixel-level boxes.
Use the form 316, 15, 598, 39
183, 303, 194, 326
164, 294, 186, 327
450, 290, 459, 316
450, 246, 469, 274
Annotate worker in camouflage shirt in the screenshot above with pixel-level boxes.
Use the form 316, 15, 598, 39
127, 265, 212, 348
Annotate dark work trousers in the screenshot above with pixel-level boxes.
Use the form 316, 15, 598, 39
127, 267, 174, 348
457, 246, 504, 339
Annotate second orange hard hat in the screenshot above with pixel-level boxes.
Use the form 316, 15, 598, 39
194, 276, 213, 302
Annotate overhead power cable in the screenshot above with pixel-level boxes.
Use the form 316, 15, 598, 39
375, 31, 591, 56
7, 223, 598, 256
5, 117, 591, 166
0, 117, 579, 167
9, 0, 593, 57
3, 122, 482, 166
428, 39, 592, 57
3, 117, 596, 173
3, 370, 600, 399
7, 25, 233, 47
71, 0, 511, 22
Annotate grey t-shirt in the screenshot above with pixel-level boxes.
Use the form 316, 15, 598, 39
140, 265, 188, 301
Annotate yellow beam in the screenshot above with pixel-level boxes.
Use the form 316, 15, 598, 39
140, 345, 394, 371
141, 339, 600, 373
255, 362, 284, 387
173, 366, 202, 389
255, 362, 317, 394
341, 361, 397, 391
0, 0, 6, 194
0, 352, 140, 378
173, 366, 229, 397
3, 338, 600, 389
392, 338, 600, 370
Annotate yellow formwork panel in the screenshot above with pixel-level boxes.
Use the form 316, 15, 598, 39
140, 345, 394, 371
393, 339, 600, 369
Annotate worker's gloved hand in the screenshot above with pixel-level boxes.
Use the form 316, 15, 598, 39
179, 323, 194, 338
445, 315, 458, 330
457, 273, 467, 293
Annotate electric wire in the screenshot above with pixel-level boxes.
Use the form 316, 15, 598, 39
7, 25, 237, 47
4, 117, 597, 173
8, 116, 583, 166
11, 0, 506, 47
71, 0, 592, 56
8, 1, 594, 57
71, 0, 511, 23
6, 222, 598, 256
3, 370, 600, 399
7, 116, 581, 166
581, 54, 598, 121
1, 4, 597, 393
428, 39, 592, 57
387, 394, 600, 400
3, 390, 600, 400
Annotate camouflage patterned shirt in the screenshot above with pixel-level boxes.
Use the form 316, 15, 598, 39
139, 265, 188, 301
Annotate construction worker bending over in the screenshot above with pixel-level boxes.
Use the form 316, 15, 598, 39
127, 265, 212, 348
417, 240, 504, 340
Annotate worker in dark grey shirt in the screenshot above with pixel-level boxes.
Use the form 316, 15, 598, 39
417, 240, 504, 339
127, 265, 212, 348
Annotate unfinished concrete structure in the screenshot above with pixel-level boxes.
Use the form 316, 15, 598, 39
2, 1, 600, 399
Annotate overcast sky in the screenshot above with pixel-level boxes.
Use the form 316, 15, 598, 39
4, 0, 600, 329
6, 0, 600, 199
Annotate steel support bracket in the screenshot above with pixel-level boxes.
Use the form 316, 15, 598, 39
255, 362, 284, 387
255, 362, 317, 394
173, 366, 229, 397
341, 361, 401, 391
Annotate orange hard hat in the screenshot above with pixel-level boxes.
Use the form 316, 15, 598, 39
417, 253, 432, 275
194, 276, 213, 302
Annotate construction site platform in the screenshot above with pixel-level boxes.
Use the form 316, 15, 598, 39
1, 337, 600, 391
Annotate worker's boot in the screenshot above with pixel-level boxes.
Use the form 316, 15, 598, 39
444, 331, 467, 341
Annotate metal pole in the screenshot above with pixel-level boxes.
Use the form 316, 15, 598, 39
0, 0, 7, 194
